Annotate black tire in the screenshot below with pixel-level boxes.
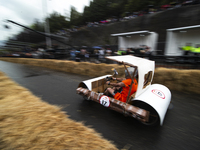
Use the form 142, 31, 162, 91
83, 91, 90, 100
131, 100, 160, 126
79, 84, 90, 100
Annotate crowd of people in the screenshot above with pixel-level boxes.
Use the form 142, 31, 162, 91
69, 47, 113, 63
69, 45, 152, 63
56, 1, 200, 36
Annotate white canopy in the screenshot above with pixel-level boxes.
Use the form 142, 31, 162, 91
106, 55, 155, 97
165, 24, 200, 56
111, 30, 150, 37
110, 31, 158, 52
106, 55, 154, 67
167, 24, 200, 32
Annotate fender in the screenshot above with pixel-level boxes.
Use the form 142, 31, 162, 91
132, 84, 171, 125
78, 75, 112, 90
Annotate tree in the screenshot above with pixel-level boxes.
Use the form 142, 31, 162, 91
70, 6, 82, 26
82, 6, 91, 23
46, 12, 70, 33
107, 2, 121, 18
15, 29, 45, 43
30, 19, 45, 32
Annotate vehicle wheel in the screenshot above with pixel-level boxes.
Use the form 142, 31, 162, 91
79, 85, 90, 101
168, 103, 173, 110
83, 93, 90, 100
131, 100, 160, 126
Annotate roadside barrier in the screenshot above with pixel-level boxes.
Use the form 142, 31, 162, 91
0, 58, 200, 94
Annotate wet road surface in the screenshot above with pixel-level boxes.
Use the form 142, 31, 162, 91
0, 60, 200, 150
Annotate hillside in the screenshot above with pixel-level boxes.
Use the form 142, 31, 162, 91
69, 4, 200, 54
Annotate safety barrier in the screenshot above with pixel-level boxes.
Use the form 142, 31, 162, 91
0, 57, 200, 94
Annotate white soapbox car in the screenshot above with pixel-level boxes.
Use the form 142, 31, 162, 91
76, 55, 171, 126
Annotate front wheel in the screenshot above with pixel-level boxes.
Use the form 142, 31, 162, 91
131, 100, 160, 126
83, 92, 90, 101
78, 84, 90, 101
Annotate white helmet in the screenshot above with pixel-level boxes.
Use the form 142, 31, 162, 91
125, 67, 138, 79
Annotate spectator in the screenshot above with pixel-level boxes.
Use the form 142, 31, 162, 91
85, 51, 90, 62
98, 48, 105, 61
80, 48, 87, 61
106, 48, 112, 56
181, 43, 194, 55
70, 49, 76, 60
191, 44, 200, 56
75, 51, 81, 62
126, 48, 134, 55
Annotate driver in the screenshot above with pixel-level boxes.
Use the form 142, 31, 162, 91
104, 67, 138, 103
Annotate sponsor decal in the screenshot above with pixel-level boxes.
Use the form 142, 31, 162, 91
99, 95, 110, 107
152, 89, 165, 99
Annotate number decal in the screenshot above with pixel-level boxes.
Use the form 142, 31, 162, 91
152, 89, 165, 99
102, 100, 107, 105
99, 96, 110, 107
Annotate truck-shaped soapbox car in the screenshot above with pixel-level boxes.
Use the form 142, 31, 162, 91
76, 55, 171, 126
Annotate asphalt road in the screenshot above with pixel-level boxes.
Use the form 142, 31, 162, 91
0, 60, 200, 150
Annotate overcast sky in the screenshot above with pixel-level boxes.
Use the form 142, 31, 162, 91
0, 0, 91, 43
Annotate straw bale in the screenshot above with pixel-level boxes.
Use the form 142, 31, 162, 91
43, 60, 59, 70
153, 68, 200, 94
53, 61, 68, 72
1, 58, 200, 94
19, 59, 29, 64
0, 72, 117, 150
63, 61, 79, 74
41, 60, 54, 68
27, 59, 42, 66
76, 62, 93, 76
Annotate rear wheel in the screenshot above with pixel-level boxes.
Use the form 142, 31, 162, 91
131, 100, 159, 126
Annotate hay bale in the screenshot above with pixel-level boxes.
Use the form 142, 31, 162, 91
0, 72, 117, 150
41, 60, 55, 69
153, 68, 200, 94
1, 58, 200, 94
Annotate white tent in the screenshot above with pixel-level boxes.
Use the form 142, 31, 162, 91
111, 30, 158, 52
165, 25, 200, 56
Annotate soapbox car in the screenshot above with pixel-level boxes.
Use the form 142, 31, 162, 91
76, 55, 171, 126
